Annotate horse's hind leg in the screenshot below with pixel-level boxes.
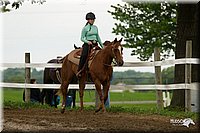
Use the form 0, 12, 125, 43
78, 71, 87, 111
102, 81, 110, 111
60, 81, 69, 113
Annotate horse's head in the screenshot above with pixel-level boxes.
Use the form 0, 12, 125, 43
111, 38, 124, 66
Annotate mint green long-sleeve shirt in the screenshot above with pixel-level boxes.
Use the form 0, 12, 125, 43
81, 24, 103, 48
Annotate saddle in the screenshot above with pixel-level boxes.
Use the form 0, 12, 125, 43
57, 57, 64, 64
73, 48, 97, 60
68, 47, 100, 68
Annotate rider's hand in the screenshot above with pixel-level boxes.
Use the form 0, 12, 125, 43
88, 41, 92, 45
95, 46, 99, 50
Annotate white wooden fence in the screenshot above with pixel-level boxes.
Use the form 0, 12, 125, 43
1, 57, 199, 109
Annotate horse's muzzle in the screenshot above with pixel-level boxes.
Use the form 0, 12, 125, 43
117, 60, 124, 66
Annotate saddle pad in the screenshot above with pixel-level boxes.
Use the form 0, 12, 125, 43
68, 49, 100, 68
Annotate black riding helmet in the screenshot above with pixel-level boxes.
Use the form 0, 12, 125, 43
86, 12, 96, 20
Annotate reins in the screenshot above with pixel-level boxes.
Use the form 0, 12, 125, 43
103, 63, 112, 67
103, 60, 117, 67
103, 46, 118, 67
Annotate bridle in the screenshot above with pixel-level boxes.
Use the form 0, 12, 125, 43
112, 46, 120, 66
104, 44, 122, 67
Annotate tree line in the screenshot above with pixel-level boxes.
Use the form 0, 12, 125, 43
1, 67, 174, 85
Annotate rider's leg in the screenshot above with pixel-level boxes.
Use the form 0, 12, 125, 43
77, 43, 89, 77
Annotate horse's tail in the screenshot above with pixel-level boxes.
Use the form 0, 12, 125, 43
56, 70, 62, 83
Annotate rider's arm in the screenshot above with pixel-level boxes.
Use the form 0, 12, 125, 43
81, 27, 89, 44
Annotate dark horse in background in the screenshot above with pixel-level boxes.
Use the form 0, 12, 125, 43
41, 58, 77, 108
58, 38, 124, 113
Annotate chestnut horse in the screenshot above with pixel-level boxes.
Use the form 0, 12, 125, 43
59, 38, 124, 113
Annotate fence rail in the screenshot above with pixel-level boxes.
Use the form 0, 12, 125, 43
0, 82, 199, 91
1, 58, 199, 92
0, 58, 199, 68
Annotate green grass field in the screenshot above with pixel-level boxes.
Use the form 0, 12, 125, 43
3, 88, 157, 113
3, 88, 156, 102
3, 88, 24, 102
3, 88, 198, 119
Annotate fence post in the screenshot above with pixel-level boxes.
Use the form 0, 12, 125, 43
185, 40, 192, 112
25, 53, 31, 102
154, 47, 163, 110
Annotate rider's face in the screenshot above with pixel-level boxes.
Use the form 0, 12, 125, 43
88, 19, 95, 24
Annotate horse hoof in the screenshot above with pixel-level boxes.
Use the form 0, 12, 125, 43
95, 105, 102, 113
102, 109, 106, 113
61, 109, 65, 114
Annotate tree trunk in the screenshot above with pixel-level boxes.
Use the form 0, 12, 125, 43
170, 4, 199, 108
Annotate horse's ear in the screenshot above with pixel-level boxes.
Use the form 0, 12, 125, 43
114, 38, 117, 43
119, 38, 123, 42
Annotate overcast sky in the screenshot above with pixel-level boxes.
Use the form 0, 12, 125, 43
0, 0, 163, 72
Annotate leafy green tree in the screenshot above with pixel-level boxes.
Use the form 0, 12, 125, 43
112, 70, 155, 85
2, 68, 43, 83
3, 68, 25, 83
31, 68, 43, 83
0, 0, 46, 13
108, 2, 177, 61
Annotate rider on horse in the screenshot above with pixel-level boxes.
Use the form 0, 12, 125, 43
76, 12, 103, 78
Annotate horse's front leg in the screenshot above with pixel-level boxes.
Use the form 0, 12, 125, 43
94, 79, 105, 113
78, 71, 87, 111
102, 81, 110, 112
